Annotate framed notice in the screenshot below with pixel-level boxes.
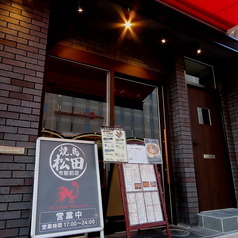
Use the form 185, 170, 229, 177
101, 126, 128, 163
31, 137, 104, 238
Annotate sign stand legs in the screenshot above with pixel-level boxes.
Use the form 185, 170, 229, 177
118, 163, 171, 238
100, 230, 104, 238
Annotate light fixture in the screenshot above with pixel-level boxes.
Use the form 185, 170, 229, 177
160, 30, 170, 45
78, 7, 83, 13
190, 42, 202, 55
112, 5, 141, 43
196, 49, 201, 54
78, 0, 83, 13
125, 21, 131, 29
124, 7, 132, 29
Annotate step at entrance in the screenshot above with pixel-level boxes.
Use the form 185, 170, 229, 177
198, 208, 238, 233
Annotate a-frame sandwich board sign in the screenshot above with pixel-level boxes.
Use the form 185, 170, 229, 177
31, 137, 104, 238
118, 162, 171, 238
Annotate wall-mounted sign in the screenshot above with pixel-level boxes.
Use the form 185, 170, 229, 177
31, 137, 104, 238
204, 154, 216, 159
0, 146, 25, 155
101, 126, 128, 163
54, 110, 104, 119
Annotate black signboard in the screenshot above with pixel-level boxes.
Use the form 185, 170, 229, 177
31, 137, 104, 238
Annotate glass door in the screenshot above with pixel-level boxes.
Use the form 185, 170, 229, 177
114, 77, 161, 141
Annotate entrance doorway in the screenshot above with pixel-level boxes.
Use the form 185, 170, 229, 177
188, 86, 234, 211
186, 58, 235, 211
112, 75, 174, 224
41, 55, 174, 231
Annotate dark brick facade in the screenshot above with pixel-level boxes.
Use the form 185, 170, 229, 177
167, 54, 199, 224
0, 0, 50, 237
0, 0, 238, 237
219, 62, 238, 204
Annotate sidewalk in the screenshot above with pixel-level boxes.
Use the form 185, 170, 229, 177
86, 224, 238, 238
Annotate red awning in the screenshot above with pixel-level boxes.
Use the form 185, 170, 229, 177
156, 0, 238, 31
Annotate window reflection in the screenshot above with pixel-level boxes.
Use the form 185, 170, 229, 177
114, 78, 160, 139
184, 57, 215, 88
197, 107, 211, 125
42, 93, 107, 137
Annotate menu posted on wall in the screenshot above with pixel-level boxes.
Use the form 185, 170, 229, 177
31, 137, 104, 238
101, 126, 128, 163
122, 164, 163, 226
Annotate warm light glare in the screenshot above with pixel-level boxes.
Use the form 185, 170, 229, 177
197, 49, 201, 54
78, 7, 83, 13
161, 38, 166, 44
125, 21, 131, 29
109, 6, 143, 43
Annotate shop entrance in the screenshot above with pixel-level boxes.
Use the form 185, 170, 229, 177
186, 58, 235, 211
41, 54, 174, 233
105, 76, 174, 230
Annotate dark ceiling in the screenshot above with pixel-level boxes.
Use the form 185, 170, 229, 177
50, 0, 238, 65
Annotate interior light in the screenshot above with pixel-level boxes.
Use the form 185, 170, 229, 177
197, 49, 201, 54
125, 21, 131, 29
78, 0, 83, 13
78, 7, 83, 13
161, 38, 166, 44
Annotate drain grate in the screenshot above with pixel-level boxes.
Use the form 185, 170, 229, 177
162, 228, 190, 237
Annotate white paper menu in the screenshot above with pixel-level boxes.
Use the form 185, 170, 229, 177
135, 192, 147, 224
139, 164, 158, 191
123, 164, 142, 192
123, 164, 164, 226
127, 144, 148, 164
101, 126, 128, 163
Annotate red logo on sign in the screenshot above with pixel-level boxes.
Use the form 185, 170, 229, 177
57, 181, 79, 203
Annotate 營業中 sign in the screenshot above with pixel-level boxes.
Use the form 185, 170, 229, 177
31, 137, 104, 238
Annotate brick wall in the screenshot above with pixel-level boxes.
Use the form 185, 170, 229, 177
167, 54, 199, 225
0, 0, 50, 237
219, 61, 238, 204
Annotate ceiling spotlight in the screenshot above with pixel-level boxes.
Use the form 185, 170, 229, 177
124, 7, 132, 29
78, 7, 83, 13
161, 38, 166, 44
78, 0, 83, 13
125, 21, 132, 29
196, 49, 202, 54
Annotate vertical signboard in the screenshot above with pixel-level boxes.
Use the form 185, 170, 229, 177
31, 137, 104, 238
118, 163, 171, 238
122, 164, 163, 226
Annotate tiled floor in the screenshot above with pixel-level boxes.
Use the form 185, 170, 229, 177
83, 226, 238, 238
84, 225, 238, 238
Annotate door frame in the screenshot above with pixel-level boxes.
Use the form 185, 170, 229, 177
187, 84, 236, 211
